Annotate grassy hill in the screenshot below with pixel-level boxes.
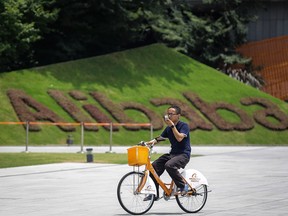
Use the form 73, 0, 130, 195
0, 44, 287, 146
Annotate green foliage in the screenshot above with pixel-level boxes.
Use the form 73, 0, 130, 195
0, 152, 166, 168
0, 152, 163, 168
121, 0, 260, 69
0, 0, 58, 72
117, 0, 263, 85
34, 0, 139, 65
195, 0, 259, 67
109, 0, 264, 91
0, 0, 262, 74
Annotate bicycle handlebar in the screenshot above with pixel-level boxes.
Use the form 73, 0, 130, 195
138, 136, 166, 149
138, 141, 151, 147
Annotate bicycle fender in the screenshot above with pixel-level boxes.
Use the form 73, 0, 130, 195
140, 176, 157, 195
181, 169, 209, 188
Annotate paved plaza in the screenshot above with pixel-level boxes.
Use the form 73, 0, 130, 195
0, 146, 288, 215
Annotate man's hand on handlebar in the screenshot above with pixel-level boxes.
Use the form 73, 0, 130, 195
139, 141, 147, 146
139, 136, 166, 147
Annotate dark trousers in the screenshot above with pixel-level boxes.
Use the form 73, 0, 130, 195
150, 153, 190, 197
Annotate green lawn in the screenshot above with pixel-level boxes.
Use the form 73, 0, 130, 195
0, 44, 287, 145
0, 152, 166, 169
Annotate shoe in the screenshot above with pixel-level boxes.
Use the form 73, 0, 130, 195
180, 184, 189, 196
143, 194, 159, 201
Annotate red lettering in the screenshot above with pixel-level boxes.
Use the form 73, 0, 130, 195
150, 97, 213, 131
90, 92, 140, 130
183, 92, 254, 131
48, 90, 97, 131
7, 89, 75, 131
7, 89, 287, 133
120, 102, 163, 130
241, 97, 288, 130
83, 104, 119, 131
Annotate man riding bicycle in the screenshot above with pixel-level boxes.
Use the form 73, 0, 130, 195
144, 105, 191, 201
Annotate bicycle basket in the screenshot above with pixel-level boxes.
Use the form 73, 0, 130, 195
127, 146, 149, 166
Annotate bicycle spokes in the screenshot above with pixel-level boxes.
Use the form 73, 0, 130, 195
175, 184, 208, 213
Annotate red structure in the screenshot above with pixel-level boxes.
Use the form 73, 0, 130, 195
238, 35, 288, 101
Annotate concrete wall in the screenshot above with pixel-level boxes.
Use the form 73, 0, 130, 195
247, 1, 288, 41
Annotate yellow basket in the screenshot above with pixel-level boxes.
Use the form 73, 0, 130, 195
127, 146, 149, 166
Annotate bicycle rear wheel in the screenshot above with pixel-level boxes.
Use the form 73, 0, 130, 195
117, 171, 155, 215
176, 184, 208, 213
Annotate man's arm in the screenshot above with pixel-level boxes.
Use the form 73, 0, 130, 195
171, 125, 187, 142
165, 119, 187, 142
146, 136, 166, 145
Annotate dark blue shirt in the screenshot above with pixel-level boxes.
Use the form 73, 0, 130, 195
161, 121, 191, 158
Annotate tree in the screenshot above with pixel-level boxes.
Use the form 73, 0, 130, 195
119, 0, 262, 86
0, 0, 58, 72
120, 0, 260, 68
34, 0, 142, 65
1, 0, 262, 84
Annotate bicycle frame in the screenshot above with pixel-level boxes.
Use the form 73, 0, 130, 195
136, 160, 174, 196
135, 147, 192, 197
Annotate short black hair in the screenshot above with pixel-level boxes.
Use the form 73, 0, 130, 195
169, 105, 181, 115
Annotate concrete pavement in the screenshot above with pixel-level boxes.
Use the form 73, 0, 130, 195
0, 146, 288, 215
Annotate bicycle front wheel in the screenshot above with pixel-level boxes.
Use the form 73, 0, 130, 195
176, 184, 208, 213
117, 171, 155, 215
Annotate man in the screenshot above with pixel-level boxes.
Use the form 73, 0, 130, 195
144, 105, 191, 201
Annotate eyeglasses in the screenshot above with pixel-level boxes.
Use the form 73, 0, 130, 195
168, 113, 178, 117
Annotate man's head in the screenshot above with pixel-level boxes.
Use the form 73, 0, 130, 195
169, 105, 181, 115
167, 105, 181, 123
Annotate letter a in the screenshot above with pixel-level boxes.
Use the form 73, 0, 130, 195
7, 89, 75, 131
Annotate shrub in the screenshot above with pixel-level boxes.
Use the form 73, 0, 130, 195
7, 89, 75, 131
241, 97, 288, 130
183, 92, 254, 131
48, 90, 97, 131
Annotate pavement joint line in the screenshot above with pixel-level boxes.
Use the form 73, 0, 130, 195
0, 163, 123, 178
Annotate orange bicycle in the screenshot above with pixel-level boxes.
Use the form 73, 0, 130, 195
117, 141, 209, 215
